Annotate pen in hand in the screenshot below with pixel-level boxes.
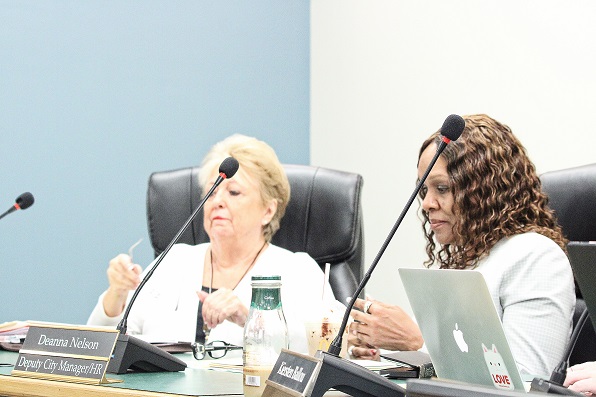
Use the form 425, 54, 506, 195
103, 239, 145, 317
127, 238, 143, 269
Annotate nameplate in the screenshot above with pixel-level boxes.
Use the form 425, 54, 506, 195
263, 349, 322, 397
264, 349, 407, 397
11, 322, 120, 385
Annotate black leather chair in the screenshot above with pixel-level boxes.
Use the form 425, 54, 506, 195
541, 163, 596, 366
146, 164, 364, 304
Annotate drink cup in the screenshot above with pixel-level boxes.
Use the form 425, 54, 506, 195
304, 317, 349, 357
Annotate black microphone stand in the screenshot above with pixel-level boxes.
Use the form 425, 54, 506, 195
529, 307, 589, 396
108, 158, 238, 374
290, 136, 454, 397
550, 307, 590, 385
327, 136, 452, 357
266, 141, 455, 397
117, 177, 225, 335
0, 207, 16, 220
263, 116, 464, 397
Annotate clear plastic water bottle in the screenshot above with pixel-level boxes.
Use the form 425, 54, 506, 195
243, 275, 289, 397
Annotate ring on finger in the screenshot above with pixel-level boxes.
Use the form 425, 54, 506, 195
348, 345, 355, 356
363, 300, 373, 314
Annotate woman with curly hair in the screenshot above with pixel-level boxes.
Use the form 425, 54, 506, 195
348, 114, 575, 377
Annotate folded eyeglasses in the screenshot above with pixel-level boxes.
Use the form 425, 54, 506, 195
191, 340, 243, 360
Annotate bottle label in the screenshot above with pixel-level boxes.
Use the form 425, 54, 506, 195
244, 365, 273, 383
245, 374, 261, 387
250, 288, 282, 310
243, 365, 273, 397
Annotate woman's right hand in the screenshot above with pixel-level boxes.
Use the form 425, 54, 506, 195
348, 298, 424, 356
197, 288, 249, 330
103, 254, 143, 317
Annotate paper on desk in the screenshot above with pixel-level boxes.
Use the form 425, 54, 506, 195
186, 357, 243, 372
187, 356, 395, 373
350, 359, 397, 371
208, 358, 243, 372
0, 321, 29, 349
0, 320, 30, 335
132, 334, 180, 343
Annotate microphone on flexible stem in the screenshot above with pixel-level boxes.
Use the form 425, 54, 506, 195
108, 156, 239, 374
328, 113, 465, 358
529, 307, 589, 396
0, 192, 35, 221
262, 115, 465, 397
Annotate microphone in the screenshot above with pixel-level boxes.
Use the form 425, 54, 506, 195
0, 192, 35, 221
529, 306, 589, 395
263, 115, 465, 397
107, 156, 239, 374
328, 113, 465, 357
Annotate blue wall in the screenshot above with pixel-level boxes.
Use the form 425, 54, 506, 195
0, 1, 310, 324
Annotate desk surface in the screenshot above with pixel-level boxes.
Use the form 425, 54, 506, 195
1, 349, 243, 397
0, 350, 366, 397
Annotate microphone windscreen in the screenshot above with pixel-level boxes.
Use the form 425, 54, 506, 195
441, 114, 465, 142
16, 192, 35, 210
219, 157, 239, 179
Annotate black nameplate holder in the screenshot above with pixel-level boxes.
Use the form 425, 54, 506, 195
11, 322, 121, 385
263, 349, 406, 397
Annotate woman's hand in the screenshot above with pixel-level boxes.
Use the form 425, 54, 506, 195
348, 297, 424, 359
103, 254, 143, 317
347, 326, 381, 360
197, 288, 249, 330
564, 361, 596, 395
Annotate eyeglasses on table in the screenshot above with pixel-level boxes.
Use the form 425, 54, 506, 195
191, 340, 243, 360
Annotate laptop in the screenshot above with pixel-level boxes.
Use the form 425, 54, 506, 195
398, 268, 526, 392
405, 378, 531, 397
567, 241, 596, 332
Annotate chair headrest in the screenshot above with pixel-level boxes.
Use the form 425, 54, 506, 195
541, 163, 596, 242
147, 164, 364, 265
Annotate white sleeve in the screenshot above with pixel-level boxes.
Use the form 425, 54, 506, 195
498, 238, 575, 377
86, 290, 122, 327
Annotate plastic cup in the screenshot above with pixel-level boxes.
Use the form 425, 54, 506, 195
304, 318, 348, 357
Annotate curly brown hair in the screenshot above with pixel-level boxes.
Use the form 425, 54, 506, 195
419, 114, 567, 269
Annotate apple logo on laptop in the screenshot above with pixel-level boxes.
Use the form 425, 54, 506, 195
453, 323, 468, 352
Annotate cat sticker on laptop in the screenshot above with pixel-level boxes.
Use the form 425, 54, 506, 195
483, 343, 515, 390
451, 323, 515, 390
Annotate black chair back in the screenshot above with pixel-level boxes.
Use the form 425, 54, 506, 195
541, 163, 596, 366
541, 163, 596, 242
146, 164, 364, 303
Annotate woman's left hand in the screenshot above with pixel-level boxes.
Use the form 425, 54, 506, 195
347, 328, 381, 360
197, 288, 249, 329
564, 361, 596, 395
349, 298, 424, 352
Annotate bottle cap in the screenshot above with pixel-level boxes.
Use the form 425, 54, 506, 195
251, 275, 281, 281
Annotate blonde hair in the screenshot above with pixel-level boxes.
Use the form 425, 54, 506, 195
199, 134, 290, 242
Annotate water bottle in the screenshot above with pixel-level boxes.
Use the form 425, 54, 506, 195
243, 275, 289, 397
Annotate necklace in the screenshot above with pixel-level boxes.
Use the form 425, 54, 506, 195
208, 240, 268, 293
198, 241, 267, 342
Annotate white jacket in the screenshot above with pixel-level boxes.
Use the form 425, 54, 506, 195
87, 243, 340, 354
